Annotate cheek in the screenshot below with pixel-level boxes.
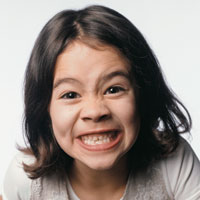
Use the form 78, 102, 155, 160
109, 95, 138, 125
109, 96, 140, 145
49, 103, 77, 138
50, 105, 77, 154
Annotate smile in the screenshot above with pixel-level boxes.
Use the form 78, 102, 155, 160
81, 132, 116, 145
77, 130, 122, 151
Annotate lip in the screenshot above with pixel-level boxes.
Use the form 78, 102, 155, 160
77, 129, 120, 137
76, 129, 122, 151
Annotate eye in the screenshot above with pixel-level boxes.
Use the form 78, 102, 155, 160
105, 86, 125, 95
61, 92, 81, 99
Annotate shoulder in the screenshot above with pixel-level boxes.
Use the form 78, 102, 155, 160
2, 152, 34, 200
159, 136, 200, 199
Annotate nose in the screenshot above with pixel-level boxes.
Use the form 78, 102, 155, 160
80, 97, 111, 122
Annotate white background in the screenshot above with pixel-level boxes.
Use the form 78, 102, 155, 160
0, 0, 200, 192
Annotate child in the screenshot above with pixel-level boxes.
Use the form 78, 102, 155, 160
3, 5, 200, 200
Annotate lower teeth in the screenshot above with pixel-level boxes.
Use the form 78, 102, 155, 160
84, 138, 111, 145
81, 132, 118, 145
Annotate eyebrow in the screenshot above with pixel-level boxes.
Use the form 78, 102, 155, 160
53, 70, 130, 89
102, 70, 130, 83
53, 78, 81, 89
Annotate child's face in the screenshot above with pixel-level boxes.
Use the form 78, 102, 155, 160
49, 41, 140, 171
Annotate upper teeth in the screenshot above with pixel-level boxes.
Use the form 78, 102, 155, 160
81, 134, 113, 145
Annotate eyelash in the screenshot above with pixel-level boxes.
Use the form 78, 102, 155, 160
60, 86, 126, 100
104, 86, 125, 95
61, 92, 80, 99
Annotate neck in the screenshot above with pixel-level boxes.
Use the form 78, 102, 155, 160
68, 156, 129, 200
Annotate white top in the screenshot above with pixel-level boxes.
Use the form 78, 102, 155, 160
2, 137, 200, 200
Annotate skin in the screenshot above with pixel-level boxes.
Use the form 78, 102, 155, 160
49, 40, 140, 199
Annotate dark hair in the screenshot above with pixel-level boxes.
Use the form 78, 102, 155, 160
22, 5, 191, 178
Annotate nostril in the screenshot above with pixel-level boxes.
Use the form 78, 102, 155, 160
81, 113, 111, 122
80, 102, 111, 122
99, 114, 110, 121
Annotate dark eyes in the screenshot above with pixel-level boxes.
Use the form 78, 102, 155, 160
61, 92, 80, 99
61, 86, 125, 100
105, 86, 125, 95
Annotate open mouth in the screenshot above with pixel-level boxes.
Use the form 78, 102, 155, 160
77, 130, 121, 151
81, 132, 117, 145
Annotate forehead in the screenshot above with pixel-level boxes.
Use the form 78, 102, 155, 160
54, 40, 130, 76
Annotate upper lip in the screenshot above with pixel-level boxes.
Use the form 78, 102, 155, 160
77, 129, 120, 137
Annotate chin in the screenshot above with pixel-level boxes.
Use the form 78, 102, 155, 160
80, 154, 126, 171
87, 162, 116, 171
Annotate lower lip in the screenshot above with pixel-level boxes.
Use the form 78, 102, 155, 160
76, 131, 122, 151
